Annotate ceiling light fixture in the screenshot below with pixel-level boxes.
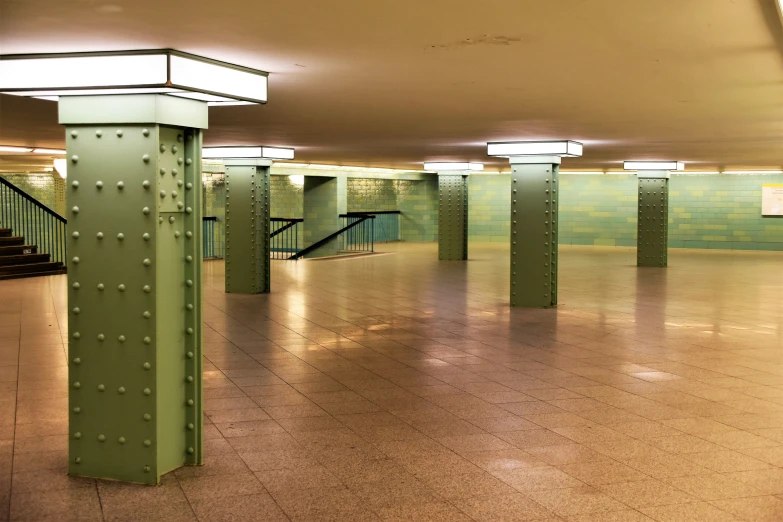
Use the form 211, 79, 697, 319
423, 162, 484, 172
0, 49, 269, 105
487, 141, 583, 158
0, 145, 33, 152
202, 146, 295, 160
623, 161, 684, 171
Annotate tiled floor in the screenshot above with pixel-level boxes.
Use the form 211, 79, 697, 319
1, 243, 783, 521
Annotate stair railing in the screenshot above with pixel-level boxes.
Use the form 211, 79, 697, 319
342, 210, 400, 243
271, 218, 303, 259
289, 215, 375, 260
0, 177, 67, 265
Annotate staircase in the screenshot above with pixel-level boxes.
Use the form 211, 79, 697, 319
0, 228, 66, 280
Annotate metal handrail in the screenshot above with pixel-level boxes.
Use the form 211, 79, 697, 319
0, 176, 67, 265
290, 215, 374, 260
271, 218, 302, 259
341, 210, 401, 216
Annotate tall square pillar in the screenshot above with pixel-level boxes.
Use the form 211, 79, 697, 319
61, 95, 205, 484
637, 171, 669, 267
224, 160, 271, 293
302, 175, 347, 258
509, 158, 560, 308
437, 173, 469, 260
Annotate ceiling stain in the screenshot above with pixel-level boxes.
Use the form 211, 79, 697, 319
426, 34, 526, 51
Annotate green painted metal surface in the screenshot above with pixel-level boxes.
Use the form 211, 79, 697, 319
437, 174, 468, 260
510, 164, 559, 308
66, 121, 203, 485
638, 175, 669, 267
225, 165, 271, 293
302, 175, 347, 258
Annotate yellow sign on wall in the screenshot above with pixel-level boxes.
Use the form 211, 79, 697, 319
762, 184, 783, 216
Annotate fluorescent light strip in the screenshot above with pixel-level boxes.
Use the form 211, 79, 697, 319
723, 170, 783, 175
488, 141, 583, 158
0, 145, 33, 152
0, 54, 168, 90
262, 147, 295, 160
624, 161, 684, 171
203, 146, 295, 160
0, 50, 269, 104
203, 147, 262, 159
423, 162, 483, 172
32, 148, 66, 154
170, 55, 267, 104
274, 163, 422, 174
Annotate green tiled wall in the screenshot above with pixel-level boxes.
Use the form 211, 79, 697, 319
347, 178, 397, 212
670, 174, 783, 251
302, 176, 347, 257
269, 175, 438, 243
271, 175, 304, 218
467, 173, 783, 251
468, 175, 510, 242
0, 173, 56, 211
559, 174, 638, 247
397, 179, 438, 242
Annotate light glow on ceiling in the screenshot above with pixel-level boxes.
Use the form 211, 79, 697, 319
487, 141, 583, 158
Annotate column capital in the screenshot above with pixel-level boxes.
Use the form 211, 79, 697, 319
509, 156, 561, 165
59, 94, 208, 128
637, 170, 670, 179
224, 159, 273, 167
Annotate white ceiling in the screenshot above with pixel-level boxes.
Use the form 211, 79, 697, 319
2, 0, 783, 171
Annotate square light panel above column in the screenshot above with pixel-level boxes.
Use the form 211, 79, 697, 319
487, 141, 583, 158
624, 161, 684, 171
203, 146, 295, 160
424, 162, 483, 171
0, 49, 268, 105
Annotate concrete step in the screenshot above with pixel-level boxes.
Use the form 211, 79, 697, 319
0, 236, 24, 246
0, 261, 66, 280
0, 253, 50, 266
0, 244, 37, 256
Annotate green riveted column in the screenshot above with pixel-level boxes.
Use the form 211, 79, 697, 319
637, 171, 669, 267
224, 160, 271, 293
61, 94, 206, 485
437, 173, 468, 260
509, 158, 560, 308
302, 175, 347, 258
